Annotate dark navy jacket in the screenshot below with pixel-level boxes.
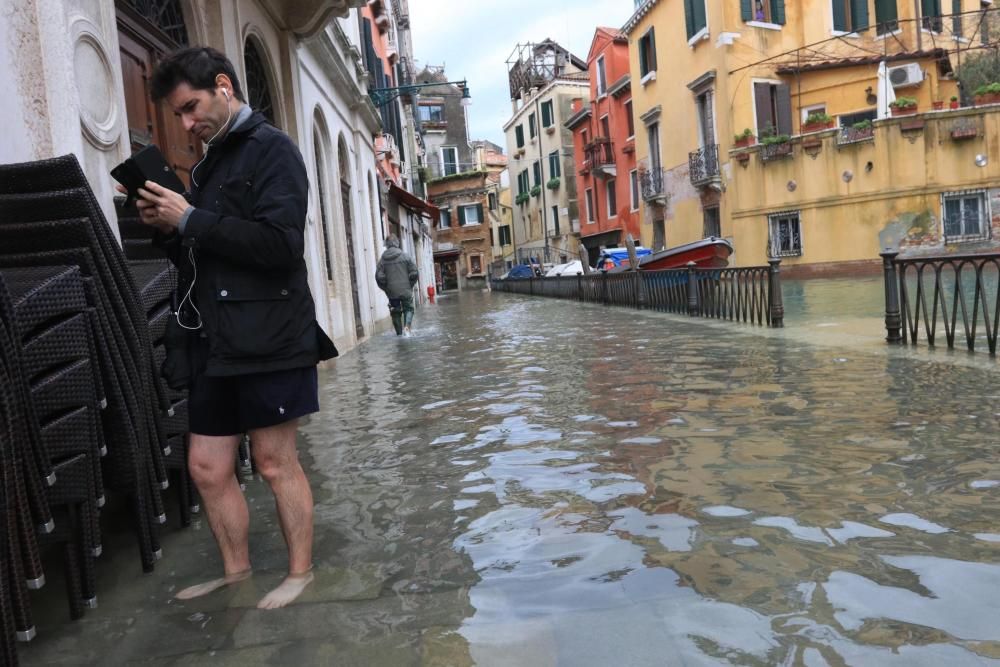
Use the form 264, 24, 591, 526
158, 111, 336, 376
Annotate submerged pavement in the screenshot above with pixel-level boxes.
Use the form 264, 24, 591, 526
20, 289, 1000, 665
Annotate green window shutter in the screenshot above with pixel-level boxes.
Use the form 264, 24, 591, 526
516, 125, 524, 148
850, 0, 868, 29
533, 161, 541, 186
694, 0, 707, 32
771, 0, 786, 24
921, 0, 939, 17
650, 28, 657, 69
542, 101, 552, 127
833, 0, 847, 30
741, 0, 753, 21
952, 0, 962, 35
639, 37, 647, 76
684, 0, 696, 38
458, 206, 467, 226
875, 0, 898, 25
476, 203, 484, 222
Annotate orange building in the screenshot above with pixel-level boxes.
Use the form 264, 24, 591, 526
566, 27, 639, 265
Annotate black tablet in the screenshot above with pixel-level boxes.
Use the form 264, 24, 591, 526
111, 144, 185, 208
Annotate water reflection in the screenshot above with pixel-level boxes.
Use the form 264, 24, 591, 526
302, 290, 1000, 665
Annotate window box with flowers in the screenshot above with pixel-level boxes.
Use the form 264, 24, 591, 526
889, 97, 918, 116
974, 83, 1000, 105
530, 185, 542, 197
546, 177, 560, 190
733, 128, 756, 148
801, 112, 834, 133
760, 133, 792, 161
515, 192, 530, 205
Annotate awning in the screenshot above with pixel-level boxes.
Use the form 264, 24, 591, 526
434, 249, 461, 260
389, 183, 439, 218
580, 229, 622, 248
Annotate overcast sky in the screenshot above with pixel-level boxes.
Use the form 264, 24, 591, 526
408, 1, 636, 149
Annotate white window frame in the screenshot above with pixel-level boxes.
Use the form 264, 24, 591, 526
596, 55, 608, 97
440, 146, 458, 176
801, 103, 827, 124
606, 178, 617, 218
941, 189, 990, 242
630, 169, 640, 212
460, 204, 482, 226
585, 188, 595, 223
768, 210, 803, 257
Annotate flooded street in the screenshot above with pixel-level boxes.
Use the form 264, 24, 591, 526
22, 288, 1000, 665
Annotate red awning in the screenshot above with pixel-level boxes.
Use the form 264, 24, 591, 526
389, 183, 439, 218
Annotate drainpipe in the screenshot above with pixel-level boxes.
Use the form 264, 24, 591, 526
534, 91, 550, 264
915, 0, 923, 51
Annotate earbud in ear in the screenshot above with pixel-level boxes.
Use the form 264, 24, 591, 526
223, 89, 230, 100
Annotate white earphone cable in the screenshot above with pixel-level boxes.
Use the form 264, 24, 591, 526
176, 246, 203, 331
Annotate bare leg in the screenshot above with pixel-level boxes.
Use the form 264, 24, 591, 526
177, 434, 251, 600
250, 419, 315, 609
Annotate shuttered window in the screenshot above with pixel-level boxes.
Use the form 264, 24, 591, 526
875, 0, 899, 34
922, 0, 942, 31
515, 125, 524, 148
458, 204, 484, 226
684, 0, 708, 39
741, 0, 786, 24
533, 161, 541, 187
833, 0, 869, 32
529, 113, 537, 139
754, 82, 792, 137
548, 151, 561, 179
638, 28, 657, 77
541, 100, 554, 127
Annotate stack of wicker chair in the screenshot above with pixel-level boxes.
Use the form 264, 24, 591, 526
0, 154, 194, 662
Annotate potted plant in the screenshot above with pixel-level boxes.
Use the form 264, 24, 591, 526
974, 82, 1000, 105
932, 99, 945, 111
530, 184, 542, 197
801, 112, 834, 133
760, 133, 792, 159
733, 128, 755, 148
889, 97, 918, 116
515, 192, 530, 205
950, 95, 960, 110
546, 177, 560, 190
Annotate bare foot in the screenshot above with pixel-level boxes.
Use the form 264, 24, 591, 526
175, 569, 252, 600
257, 570, 314, 610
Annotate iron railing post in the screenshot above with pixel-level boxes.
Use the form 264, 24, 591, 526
577, 274, 583, 301
529, 276, 534, 296
880, 249, 902, 343
635, 271, 647, 308
767, 259, 784, 328
686, 262, 699, 316
602, 271, 609, 306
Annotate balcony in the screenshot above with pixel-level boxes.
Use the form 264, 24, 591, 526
639, 167, 668, 203
584, 138, 615, 178
688, 144, 720, 186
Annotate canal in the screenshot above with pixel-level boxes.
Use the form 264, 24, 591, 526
21, 286, 1000, 665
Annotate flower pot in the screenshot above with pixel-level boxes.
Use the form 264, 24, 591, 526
890, 105, 917, 116
733, 136, 755, 148
950, 101, 960, 110
545, 127, 556, 135
801, 120, 833, 134
932, 101, 945, 111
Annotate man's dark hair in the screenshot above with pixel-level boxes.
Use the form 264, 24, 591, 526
151, 47, 246, 103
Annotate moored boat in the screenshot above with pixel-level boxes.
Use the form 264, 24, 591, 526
609, 237, 733, 272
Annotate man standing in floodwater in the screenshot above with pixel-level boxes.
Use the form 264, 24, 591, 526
132, 47, 336, 609
376, 235, 419, 336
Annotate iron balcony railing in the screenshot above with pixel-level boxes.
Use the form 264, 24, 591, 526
492, 261, 785, 328
688, 144, 720, 186
639, 167, 667, 201
837, 125, 875, 146
760, 141, 793, 162
584, 138, 615, 168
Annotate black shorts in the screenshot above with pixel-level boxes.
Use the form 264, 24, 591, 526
188, 366, 319, 436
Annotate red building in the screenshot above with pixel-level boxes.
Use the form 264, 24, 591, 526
565, 28, 639, 266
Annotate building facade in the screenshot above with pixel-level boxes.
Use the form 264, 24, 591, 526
624, 0, 1000, 275
565, 27, 640, 266
503, 41, 589, 267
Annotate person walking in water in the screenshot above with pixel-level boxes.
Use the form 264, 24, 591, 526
375, 235, 419, 336
133, 47, 336, 609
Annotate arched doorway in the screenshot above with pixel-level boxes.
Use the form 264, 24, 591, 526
243, 37, 276, 126
339, 139, 364, 339
311, 113, 335, 286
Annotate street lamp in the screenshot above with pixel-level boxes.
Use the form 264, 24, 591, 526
368, 79, 472, 108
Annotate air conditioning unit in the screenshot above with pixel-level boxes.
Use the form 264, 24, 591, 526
888, 63, 924, 88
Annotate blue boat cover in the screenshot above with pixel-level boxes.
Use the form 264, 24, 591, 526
506, 264, 535, 279
598, 247, 652, 267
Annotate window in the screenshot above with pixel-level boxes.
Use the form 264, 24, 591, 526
875, 0, 899, 34
600, 115, 611, 139
922, 0, 942, 31
648, 122, 661, 171
516, 124, 525, 148
439, 207, 452, 229
606, 179, 617, 218
541, 100, 554, 127
548, 150, 561, 178
703, 206, 721, 237
488, 192, 497, 211
943, 191, 989, 241
552, 205, 560, 236
838, 109, 877, 127
441, 147, 458, 176
418, 105, 445, 123
952, 0, 963, 37
459, 203, 484, 226
754, 82, 792, 137
639, 28, 657, 78
469, 254, 483, 275
695, 90, 715, 147
529, 113, 537, 139
581, 128, 589, 147
630, 169, 639, 211
596, 56, 608, 96
684, 0, 708, 39
742, 0, 786, 25
498, 225, 512, 246
517, 170, 529, 195
625, 99, 635, 137
585, 188, 595, 223
768, 211, 802, 257
533, 161, 541, 187
801, 104, 827, 123
833, 0, 868, 32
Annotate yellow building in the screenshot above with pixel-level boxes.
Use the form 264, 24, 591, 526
625, 0, 1000, 275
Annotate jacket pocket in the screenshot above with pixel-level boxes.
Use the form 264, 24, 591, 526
219, 173, 254, 217
213, 273, 296, 359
